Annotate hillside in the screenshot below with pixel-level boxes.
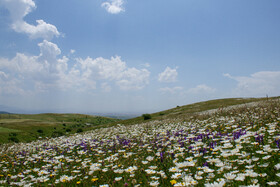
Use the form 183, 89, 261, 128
0, 97, 279, 186
109, 96, 278, 126
0, 97, 277, 144
0, 113, 120, 143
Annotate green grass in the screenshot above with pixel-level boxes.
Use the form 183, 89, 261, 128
1, 96, 278, 144
0, 113, 120, 144
108, 96, 279, 127
0, 97, 279, 186
0, 126, 21, 133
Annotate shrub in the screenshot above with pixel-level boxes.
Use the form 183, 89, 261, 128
66, 128, 71, 132
142, 114, 152, 120
9, 133, 17, 137
8, 137, 19, 143
37, 129, 43, 133
76, 128, 83, 133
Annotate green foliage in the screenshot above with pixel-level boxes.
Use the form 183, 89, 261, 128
8, 136, 19, 143
37, 129, 43, 133
9, 132, 17, 136
142, 113, 152, 120
76, 128, 83, 133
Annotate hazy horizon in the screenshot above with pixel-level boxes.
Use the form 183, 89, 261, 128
1, 0, 280, 114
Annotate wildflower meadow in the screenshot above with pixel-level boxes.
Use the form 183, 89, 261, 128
0, 100, 279, 186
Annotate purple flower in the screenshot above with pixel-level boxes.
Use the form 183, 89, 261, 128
160, 151, 165, 162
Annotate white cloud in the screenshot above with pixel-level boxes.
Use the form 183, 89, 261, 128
38, 40, 61, 60
0, 71, 8, 79
116, 68, 150, 90
77, 56, 150, 91
224, 71, 280, 97
158, 67, 178, 83
1, 0, 60, 40
101, 0, 125, 14
141, 63, 150, 68
0, 76, 27, 95
77, 56, 126, 80
159, 86, 184, 94
0, 40, 68, 93
70, 49, 76, 54
187, 84, 216, 94
0, 39, 150, 95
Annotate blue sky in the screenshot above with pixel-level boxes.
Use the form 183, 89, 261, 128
0, 0, 280, 114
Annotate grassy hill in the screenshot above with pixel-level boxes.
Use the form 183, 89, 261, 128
0, 113, 120, 144
0, 96, 278, 144
109, 96, 278, 127
0, 96, 279, 186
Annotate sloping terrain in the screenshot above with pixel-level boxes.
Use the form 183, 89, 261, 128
109, 97, 277, 126
0, 113, 120, 143
0, 97, 279, 186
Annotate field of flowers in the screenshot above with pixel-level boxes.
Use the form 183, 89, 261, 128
0, 100, 279, 186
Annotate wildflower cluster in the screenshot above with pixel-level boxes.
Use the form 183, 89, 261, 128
0, 101, 279, 186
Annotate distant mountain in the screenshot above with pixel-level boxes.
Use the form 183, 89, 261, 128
0, 111, 10, 114
0, 105, 24, 114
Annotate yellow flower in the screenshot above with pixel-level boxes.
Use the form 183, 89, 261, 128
77, 181, 81, 184
91, 178, 98, 182
170, 180, 177, 185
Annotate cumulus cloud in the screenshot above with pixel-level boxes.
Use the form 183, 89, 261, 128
116, 68, 150, 90
0, 0, 60, 40
76, 56, 126, 81
187, 84, 216, 94
0, 40, 68, 94
101, 0, 125, 14
76, 56, 150, 91
159, 86, 184, 94
224, 71, 280, 97
158, 67, 178, 83
0, 40, 150, 95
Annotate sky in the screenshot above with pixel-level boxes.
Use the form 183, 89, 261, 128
0, 0, 280, 114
